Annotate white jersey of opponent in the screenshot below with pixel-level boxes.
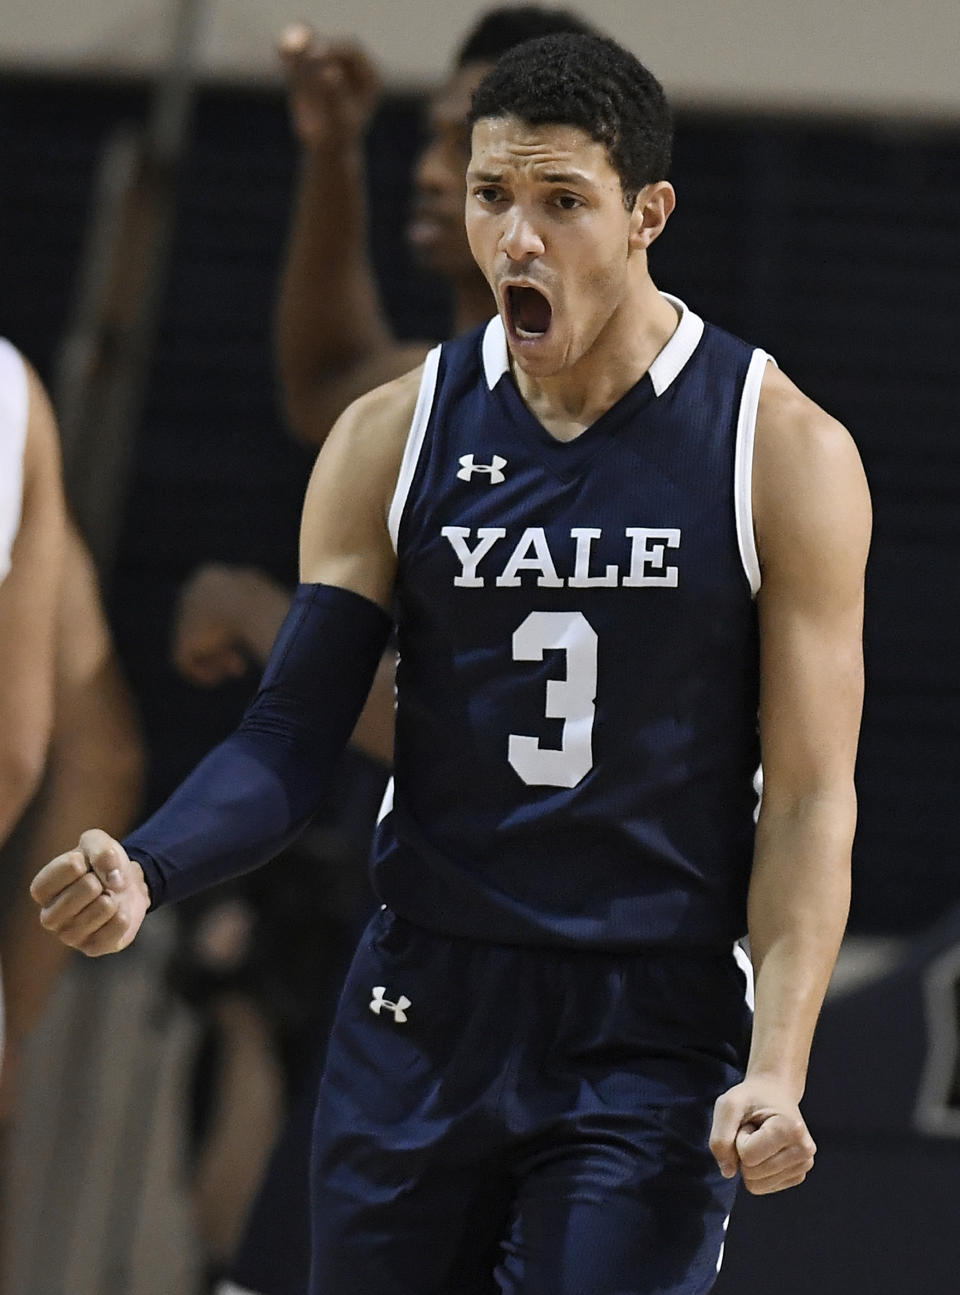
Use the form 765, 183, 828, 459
0, 339, 29, 586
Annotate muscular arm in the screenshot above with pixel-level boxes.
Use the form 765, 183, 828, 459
275, 27, 432, 445
0, 362, 66, 844
30, 366, 421, 953
711, 365, 871, 1193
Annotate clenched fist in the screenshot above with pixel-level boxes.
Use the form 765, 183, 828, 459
30, 828, 151, 957
710, 1077, 817, 1195
277, 23, 382, 152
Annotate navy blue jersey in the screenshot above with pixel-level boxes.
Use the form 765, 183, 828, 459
373, 295, 771, 950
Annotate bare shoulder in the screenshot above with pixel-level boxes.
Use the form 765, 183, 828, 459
339, 361, 425, 428
298, 361, 426, 602
755, 366, 864, 497
22, 354, 54, 417
753, 366, 871, 577
308, 361, 425, 503
20, 356, 62, 492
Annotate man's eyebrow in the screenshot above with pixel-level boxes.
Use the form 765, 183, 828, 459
540, 170, 594, 186
466, 168, 597, 186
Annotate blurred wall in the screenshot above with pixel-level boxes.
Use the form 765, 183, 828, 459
2, 0, 959, 117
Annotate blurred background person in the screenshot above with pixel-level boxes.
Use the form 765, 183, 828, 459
0, 516, 144, 1116
0, 343, 63, 869
0, 344, 144, 1275
0, 339, 67, 1090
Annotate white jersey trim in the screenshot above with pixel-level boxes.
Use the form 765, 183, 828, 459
734, 349, 775, 598
716, 1212, 732, 1276
483, 315, 509, 389
0, 338, 29, 587
649, 294, 705, 396
482, 292, 705, 398
377, 776, 395, 826
734, 939, 756, 1012
387, 345, 443, 553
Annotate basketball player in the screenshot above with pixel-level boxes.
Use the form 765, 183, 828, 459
31, 33, 870, 1294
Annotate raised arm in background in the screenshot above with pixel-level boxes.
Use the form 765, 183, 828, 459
274, 26, 432, 442
273, 17, 513, 447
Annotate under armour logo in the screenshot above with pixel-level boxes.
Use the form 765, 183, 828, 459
369, 986, 411, 1023
458, 453, 507, 484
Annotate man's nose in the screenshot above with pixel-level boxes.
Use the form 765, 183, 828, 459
499, 207, 545, 261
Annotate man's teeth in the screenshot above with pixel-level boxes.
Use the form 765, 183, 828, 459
516, 326, 546, 339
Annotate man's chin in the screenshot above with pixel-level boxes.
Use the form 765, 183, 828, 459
504, 321, 569, 377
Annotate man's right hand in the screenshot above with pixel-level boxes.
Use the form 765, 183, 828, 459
277, 24, 382, 151
30, 829, 150, 957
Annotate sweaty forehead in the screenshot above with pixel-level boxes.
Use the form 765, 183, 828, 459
469, 116, 612, 178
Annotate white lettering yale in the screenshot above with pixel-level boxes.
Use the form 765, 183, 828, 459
622, 528, 681, 587
441, 527, 507, 587
441, 526, 682, 588
569, 528, 619, 587
496, 528, 564, 588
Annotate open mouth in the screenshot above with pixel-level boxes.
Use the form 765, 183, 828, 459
506, 285, 552, 341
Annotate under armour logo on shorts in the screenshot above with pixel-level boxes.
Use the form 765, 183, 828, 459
369, 986, 412, 1023
457, 453, 508, 484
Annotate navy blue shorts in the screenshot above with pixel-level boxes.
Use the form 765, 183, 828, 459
309, 908, 752, 1295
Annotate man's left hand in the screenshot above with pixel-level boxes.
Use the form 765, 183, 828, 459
709, 1078, 816, 1194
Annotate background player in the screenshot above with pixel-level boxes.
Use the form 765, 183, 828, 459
0, 341, 64, 865
31, 32, 870, 1294
275, 5, 596, 446
0, 344, 143, 1251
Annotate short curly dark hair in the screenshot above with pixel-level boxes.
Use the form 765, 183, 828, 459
467, 33, 672, 209
456, 5, 597, 67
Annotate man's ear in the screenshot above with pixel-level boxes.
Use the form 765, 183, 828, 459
629, 181, 676, 251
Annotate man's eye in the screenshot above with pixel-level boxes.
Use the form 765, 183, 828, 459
555, 195, 581, 210
477, 188, 501, 203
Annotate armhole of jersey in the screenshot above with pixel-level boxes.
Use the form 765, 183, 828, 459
387, 345, 442, 553
0, 339, 29, 586
376, 776, 395, 825
733, 940, 756, 1012
734, 348, 775, 599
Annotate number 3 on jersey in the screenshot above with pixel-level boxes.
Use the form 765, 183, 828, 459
508, 611, 598, 789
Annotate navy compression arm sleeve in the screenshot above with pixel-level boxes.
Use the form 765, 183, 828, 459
123, 583, 392, 910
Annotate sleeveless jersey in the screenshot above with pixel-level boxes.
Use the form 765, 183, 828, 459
0, 339, 28, 586
373, 295, 771, 950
